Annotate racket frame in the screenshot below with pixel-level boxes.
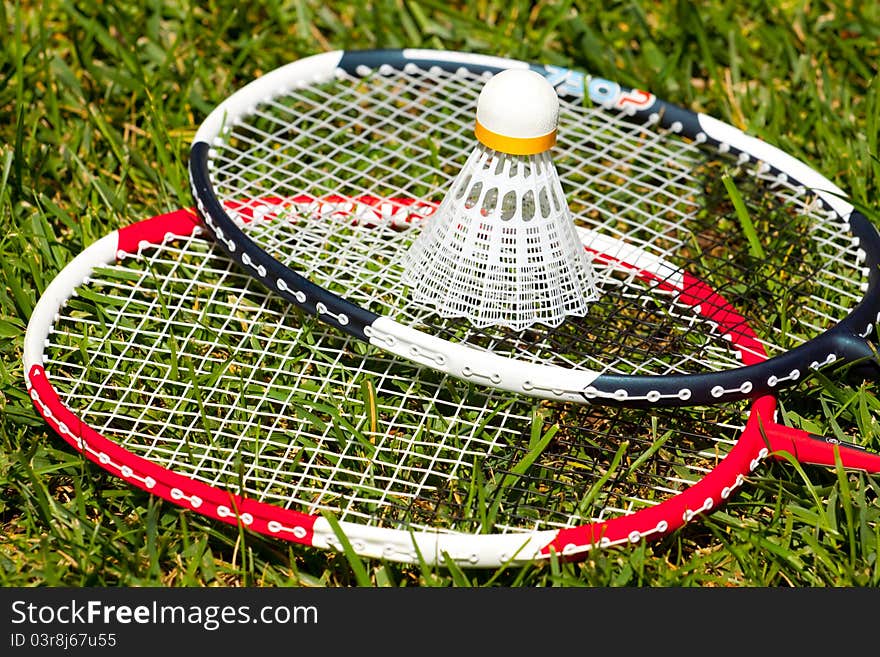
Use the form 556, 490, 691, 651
24, 208, 880, 566
189, 48, 880, 407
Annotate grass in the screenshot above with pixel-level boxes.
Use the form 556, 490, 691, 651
1, 0, 880, 587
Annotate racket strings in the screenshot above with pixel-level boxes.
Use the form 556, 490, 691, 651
558, 134, 839, 352
240, 204, 741, 377
215, 69, 476, 205
558, 108, 707, 247
43, 235, 743, 535
688, 169, 859, 349
45, 240, 530, 522
205, 65, 866, 380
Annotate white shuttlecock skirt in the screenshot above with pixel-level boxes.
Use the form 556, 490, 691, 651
401, 145, 600, 330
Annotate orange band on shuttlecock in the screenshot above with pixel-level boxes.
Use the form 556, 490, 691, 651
474, 120, 557, 155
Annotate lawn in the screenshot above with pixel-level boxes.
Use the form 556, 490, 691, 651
1, 0, 879, 587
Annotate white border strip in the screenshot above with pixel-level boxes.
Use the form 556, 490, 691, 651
311, 518, 558, 567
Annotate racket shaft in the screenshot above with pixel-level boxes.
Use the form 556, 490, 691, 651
765, 425, 880, 471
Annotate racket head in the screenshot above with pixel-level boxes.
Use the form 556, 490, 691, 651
24, 209, 880, 567
189, 48, 880, 408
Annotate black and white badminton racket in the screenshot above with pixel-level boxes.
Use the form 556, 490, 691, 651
24, 209, 880, 567
188, 48, 880, 407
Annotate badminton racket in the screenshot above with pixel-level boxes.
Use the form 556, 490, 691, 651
24, 208, 880, 567
188, 48, 880, 407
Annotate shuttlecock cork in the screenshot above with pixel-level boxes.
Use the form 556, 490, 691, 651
400, 68, 599, 331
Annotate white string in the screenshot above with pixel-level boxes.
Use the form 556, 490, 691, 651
44, 234, 742, 536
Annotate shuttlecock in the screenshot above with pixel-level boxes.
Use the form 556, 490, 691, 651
400, 68, 599, 331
